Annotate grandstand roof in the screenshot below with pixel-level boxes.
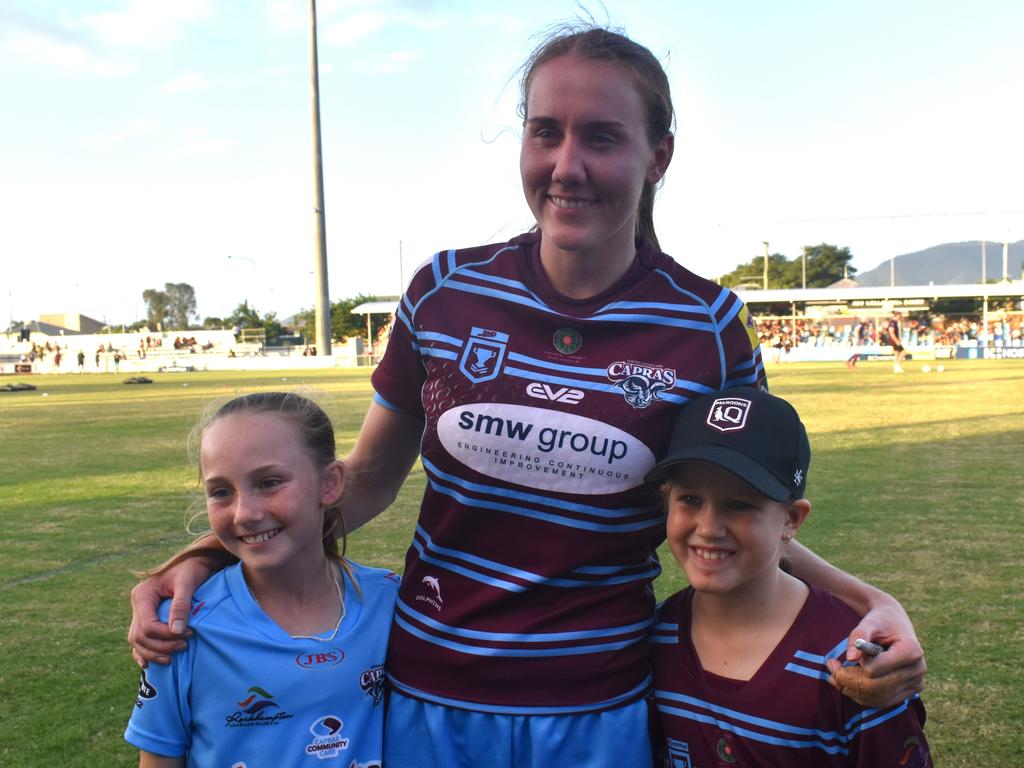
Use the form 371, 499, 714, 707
736, 281, 1024, 305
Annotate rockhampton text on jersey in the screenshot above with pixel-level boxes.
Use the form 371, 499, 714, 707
372, 231, 766, 714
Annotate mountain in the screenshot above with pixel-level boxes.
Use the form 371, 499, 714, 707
856, 240, 1024, 286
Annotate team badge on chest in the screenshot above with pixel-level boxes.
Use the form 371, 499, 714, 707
607, 360, 676, 409
552, 327, 582, 354
459, 327, 508, 383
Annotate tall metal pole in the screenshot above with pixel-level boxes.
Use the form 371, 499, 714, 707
801, 246, 807, 290
1003, 239, 1009, 282
981, 240, 987, 284
309, 0, 331, 355
761, 241, 769, 290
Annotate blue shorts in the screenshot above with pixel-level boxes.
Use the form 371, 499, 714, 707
384, 691, 654, 768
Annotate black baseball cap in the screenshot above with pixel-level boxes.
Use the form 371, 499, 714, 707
645, 387, 811, 501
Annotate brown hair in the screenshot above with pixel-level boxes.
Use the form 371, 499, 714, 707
518, 24, 675, 250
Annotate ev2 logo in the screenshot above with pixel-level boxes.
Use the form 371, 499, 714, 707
526, 382, 585, 405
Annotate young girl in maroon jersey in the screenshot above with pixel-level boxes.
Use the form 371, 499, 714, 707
647, 388, 931, 766
128, 23, 926, 768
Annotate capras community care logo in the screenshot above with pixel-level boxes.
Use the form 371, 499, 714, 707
436, 404, 653, 494
305, 715, 349, 759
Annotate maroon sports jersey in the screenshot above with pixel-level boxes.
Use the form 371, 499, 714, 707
373, 231, 765, 712
652, 586, 932, 766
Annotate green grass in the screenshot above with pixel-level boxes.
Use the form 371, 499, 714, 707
1, 362, 1022, 765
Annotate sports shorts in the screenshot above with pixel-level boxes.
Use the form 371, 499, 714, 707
384, 690, 654, 768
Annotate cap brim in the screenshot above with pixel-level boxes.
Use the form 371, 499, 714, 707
645, 445, 793, 501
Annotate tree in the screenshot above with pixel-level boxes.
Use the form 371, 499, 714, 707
717, 244, 857, 289
717, 252, 790, 290
226, 301, 284, 344
294, 294, 393, 343
165, 282, 197, 329
142, 288, 170, 330
142, 282, 198, 330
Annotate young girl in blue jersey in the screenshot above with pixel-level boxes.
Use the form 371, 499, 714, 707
647, 388, 931, 766
128, 23, 927, 768
125, 392, 398, 768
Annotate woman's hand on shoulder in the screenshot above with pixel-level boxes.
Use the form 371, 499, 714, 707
127, 558, 211, 667
826, 601, 926, 708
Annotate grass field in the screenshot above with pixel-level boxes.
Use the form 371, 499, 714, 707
2, 361, 1022, 765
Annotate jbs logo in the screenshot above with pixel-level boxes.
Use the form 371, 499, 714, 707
296, 650, 345, 669
525, 382, 585, 405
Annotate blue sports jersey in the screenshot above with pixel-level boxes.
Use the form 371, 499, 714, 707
125, 561, 399, 767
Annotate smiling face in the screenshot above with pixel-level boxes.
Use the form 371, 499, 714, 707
200, 412, 340, 577
520, 54, 673, 274
664, 462, 808, 599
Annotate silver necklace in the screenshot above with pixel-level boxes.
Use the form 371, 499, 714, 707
249, 564, 346, 642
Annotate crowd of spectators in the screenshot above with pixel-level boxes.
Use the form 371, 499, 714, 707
171, 335, 214, 352
756, 314, 1024, 352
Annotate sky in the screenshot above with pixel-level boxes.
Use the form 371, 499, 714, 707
3, 0, 1023, 327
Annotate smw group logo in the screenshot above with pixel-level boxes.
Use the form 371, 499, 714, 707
459, 327, 508, 383
224, 686, 294, 727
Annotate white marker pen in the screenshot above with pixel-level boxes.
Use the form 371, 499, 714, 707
854, 638, 884, 656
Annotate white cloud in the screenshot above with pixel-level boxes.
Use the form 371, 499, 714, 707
83, 0, 212, 47
267, 1, 305, 32
164, 71, 207, 93
353, 49, 418, 74
325, 11, 388, 45
80, 118, 160, 147
172, 127, 232, 160
5, 28, 134, 76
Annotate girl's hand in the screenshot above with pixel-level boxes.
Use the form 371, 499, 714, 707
825, 602, 926, 707
127, 559, 211, 667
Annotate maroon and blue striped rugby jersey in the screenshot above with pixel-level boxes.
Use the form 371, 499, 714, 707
372, 231, 766, 712
652, 586, 932, 766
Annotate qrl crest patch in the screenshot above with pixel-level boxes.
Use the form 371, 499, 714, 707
707, 396, 751, 432
459, 327, 508, 384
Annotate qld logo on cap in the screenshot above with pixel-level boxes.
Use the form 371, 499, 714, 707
707, 396, 751, 432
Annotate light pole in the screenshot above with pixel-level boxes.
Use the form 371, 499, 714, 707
309, 0, 332, 356
801, 246, 808, 290
761, 241, 769, 290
